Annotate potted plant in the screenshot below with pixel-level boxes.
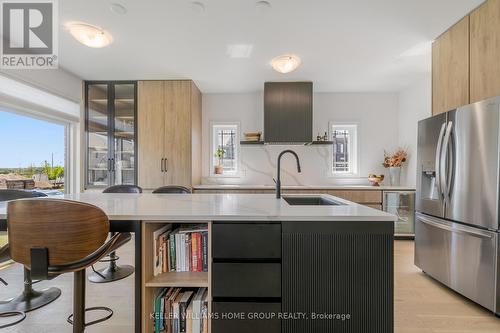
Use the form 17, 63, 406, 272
382, 148, 408, 186
214, 148, 225, 174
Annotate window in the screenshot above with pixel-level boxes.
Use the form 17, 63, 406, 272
331, 123, 358, 175
211, 122, 240, 175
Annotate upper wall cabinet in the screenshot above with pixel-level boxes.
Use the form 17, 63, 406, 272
137, 80, 202, 190
470, 0, 500, 103
432, 16, 470, 115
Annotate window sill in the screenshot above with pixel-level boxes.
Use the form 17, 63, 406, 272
209, 173, 241, 179
328, 173, 360, 179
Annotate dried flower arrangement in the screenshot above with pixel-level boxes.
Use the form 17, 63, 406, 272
383, 148, 408, 168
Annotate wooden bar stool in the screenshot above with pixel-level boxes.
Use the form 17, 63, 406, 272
0, 244, 26, 329
0, 189, 61, 313
152, 185, 191, 193
7, 199, 131, 333
88, 184, 141, 283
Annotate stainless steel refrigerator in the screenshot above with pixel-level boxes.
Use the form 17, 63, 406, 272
415, 96, 500, 316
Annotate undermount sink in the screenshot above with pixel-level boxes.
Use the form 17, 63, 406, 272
283, 196, 345, 206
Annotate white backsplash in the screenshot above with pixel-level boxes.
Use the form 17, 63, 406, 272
201, 92, 401, 186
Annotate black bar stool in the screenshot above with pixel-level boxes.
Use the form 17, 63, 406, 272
7, 198, 131, 333
88, 185, 141, 283
152, 185, 191, 194
0, 244, 26, 329
0, 189, 61, 313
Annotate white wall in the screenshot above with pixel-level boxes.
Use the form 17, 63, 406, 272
202, 92, 399, 185
397, 74, 432, 187
0, 68, 82, 102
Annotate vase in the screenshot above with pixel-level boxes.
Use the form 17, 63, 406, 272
388, 167, 401, 186
214, 165, 224, 175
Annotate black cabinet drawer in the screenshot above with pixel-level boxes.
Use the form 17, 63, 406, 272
212, 223, 281, 259
212, 302, 281, 333
213, 263, 281, 298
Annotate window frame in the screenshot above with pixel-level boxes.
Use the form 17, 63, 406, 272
329, 122, 359, 177
209, 121, 241, 177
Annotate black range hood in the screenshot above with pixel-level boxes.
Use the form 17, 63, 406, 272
264, 81, 313, 144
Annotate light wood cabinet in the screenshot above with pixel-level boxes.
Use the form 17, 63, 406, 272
432, 16, 470, 115
138, 80, 201, 189
470, 0, 500, 102
138, 81, 166, 188
432, 0, 500, 112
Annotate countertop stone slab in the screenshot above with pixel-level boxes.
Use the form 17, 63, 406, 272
0, 193, 397, 222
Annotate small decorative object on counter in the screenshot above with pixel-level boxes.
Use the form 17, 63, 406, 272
214, 148, 225, 174
382, 148, 408, 186
244, 132, 261, 142
368, 174, 384, 186
317, 133, 321, 141
323, 131, 328, 141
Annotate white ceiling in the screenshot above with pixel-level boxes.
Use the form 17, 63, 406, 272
59, 0, 484, 93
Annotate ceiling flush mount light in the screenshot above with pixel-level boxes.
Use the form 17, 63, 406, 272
256, 1, 272, 12
65, 22, 113, 48
271, 54, 301, 74
227, 44, 253, 58
190, 1, 206, 13
110, 3, 127, 15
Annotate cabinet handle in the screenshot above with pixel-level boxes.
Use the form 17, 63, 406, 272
111, 158, 115, 172
108, 158, 111, 171
164, 158, 168, 172
161, 158, 164, 172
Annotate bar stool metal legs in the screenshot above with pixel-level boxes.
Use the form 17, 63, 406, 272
68, 270, 113, 333
0, 268, 61, 312
0, 311, 26, 328
88, 232, 134, 283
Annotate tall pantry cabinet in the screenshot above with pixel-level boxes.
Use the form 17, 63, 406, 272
137, 80, 202, 190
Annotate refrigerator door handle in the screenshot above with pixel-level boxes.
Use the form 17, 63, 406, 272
441, 121, 454, 204
418, 214, 493, 239
435, 122, 447, 199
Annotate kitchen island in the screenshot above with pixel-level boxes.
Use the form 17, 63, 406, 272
0, 193, 396, 333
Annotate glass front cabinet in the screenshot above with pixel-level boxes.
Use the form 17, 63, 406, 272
85, 81, 137, 188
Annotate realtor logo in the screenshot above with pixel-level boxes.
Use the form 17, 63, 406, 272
1, 0, 58, 68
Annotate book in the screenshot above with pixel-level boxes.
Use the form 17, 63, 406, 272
153, 288, 169, 333
191, 287, 206, 333
175, 233, 183, 272
169, 233, 176, 272
153, 225, 172, 276
179, 290, 194, 332
186, 301, 193, 333
160, 288, 174, 331
162, 234, 168, 273
177, 224, 208, 234
191, 233, 199, 272
196, 234, 202, 272
166, 238, 171, 272
201, 290, 208, 333
201, 232, 208, 272
173, 292, 184, 333
185, 233, 192, 272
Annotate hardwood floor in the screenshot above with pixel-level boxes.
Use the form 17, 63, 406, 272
0, 239, 499, 332
394, 240, 500, 333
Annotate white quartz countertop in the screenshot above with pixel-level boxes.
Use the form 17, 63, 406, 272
0, 193, 396, 222
193, 184, 415, 191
